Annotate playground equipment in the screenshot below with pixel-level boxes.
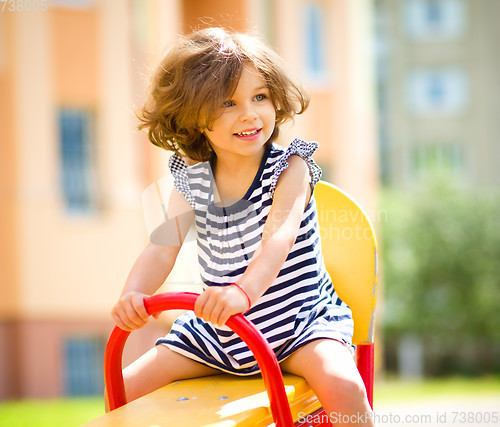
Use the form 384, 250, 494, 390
90, 181, 378, 426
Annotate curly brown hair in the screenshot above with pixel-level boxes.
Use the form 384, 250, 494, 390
137, 27, 310, 162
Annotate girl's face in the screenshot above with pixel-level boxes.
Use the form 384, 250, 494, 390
204, 65, 276, 162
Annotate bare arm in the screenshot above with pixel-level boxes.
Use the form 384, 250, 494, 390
238, 155, 311, 302
112, 189, 194, 331
195, 155, 311, 325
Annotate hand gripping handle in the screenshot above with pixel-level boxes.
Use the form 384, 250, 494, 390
104, 292, 294, 426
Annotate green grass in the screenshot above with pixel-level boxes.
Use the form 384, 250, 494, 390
1, 376, 499, 426
0, 396, 104, 427
375, 375, 500, 403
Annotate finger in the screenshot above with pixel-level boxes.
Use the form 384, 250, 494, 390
209, 303, 226, 326
111, 304, 133, 331
131, 295, 149, 321
216, 307, 232, 327
201, 298, 217, 323
198, 293, 218, 323
194, 291, 208, 319
111, 309, 129, 331
112, 307, 136, 331
122, 301, 148, 329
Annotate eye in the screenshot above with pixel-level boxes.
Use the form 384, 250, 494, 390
254, 94, 266, 102
222, 100, 234, 108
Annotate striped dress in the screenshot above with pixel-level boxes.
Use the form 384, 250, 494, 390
156, 139, 353, 375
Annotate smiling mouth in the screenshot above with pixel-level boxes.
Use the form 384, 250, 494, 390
234, 129, 260, 137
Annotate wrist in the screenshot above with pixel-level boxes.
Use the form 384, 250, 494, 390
231, 283, 251, 312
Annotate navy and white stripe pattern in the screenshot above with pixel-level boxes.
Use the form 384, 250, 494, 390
157, 139, 354, 375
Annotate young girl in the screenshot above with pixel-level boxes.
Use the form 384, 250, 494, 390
111, 27, 374, 425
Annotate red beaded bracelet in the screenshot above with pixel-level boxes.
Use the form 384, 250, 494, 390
231, 283, 251, 311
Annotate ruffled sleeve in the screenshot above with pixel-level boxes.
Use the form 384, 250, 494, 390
169, 154, 196, 209
269, 138, 322, 197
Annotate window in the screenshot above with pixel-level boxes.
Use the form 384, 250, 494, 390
412, 143, 464, 177
58, 108, 97, 213
404, 0, 466, 40
425, 1, 442, 25
303, 2, 328, 82
407, 68, 468, 115
64, 336, 105, 396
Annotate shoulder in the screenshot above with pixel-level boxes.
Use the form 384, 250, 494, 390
268, 139, 322, 198
276, 153, 309, 184
273, 153, 310, 203
169, 153, 212, 180
169, 153, 212, 208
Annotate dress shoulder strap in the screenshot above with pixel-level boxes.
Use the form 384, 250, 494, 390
269, 138, 322, 197
169, 154, 196, 208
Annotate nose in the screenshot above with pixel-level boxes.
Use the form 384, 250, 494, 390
238, 101, 258, 122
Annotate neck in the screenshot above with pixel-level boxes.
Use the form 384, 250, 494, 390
213, 146, 266, 176
211, 147, 267, 205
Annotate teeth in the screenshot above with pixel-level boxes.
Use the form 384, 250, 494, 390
237, 130, 258, 136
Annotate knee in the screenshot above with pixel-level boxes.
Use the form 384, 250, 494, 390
342, 376, 367, 400
324, 373, 367, 402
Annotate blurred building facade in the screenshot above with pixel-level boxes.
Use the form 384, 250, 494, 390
375, 0, 500, 187
0, 0, 377, 399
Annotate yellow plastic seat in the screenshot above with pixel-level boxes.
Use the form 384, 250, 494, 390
88, 374, 320, 427
89, 181, 378, 426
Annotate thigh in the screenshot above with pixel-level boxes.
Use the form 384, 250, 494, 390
123, 344, 221, 402
280, 339, 358, 382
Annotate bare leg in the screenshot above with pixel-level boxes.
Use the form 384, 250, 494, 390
280, 339, 374, 427
105, 345, 220, 411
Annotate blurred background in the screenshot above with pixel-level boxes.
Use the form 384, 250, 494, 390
0, 0, 499, 425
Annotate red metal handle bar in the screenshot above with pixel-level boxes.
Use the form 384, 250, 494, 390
357, 344, 374, 409
104, 292, 294, 427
